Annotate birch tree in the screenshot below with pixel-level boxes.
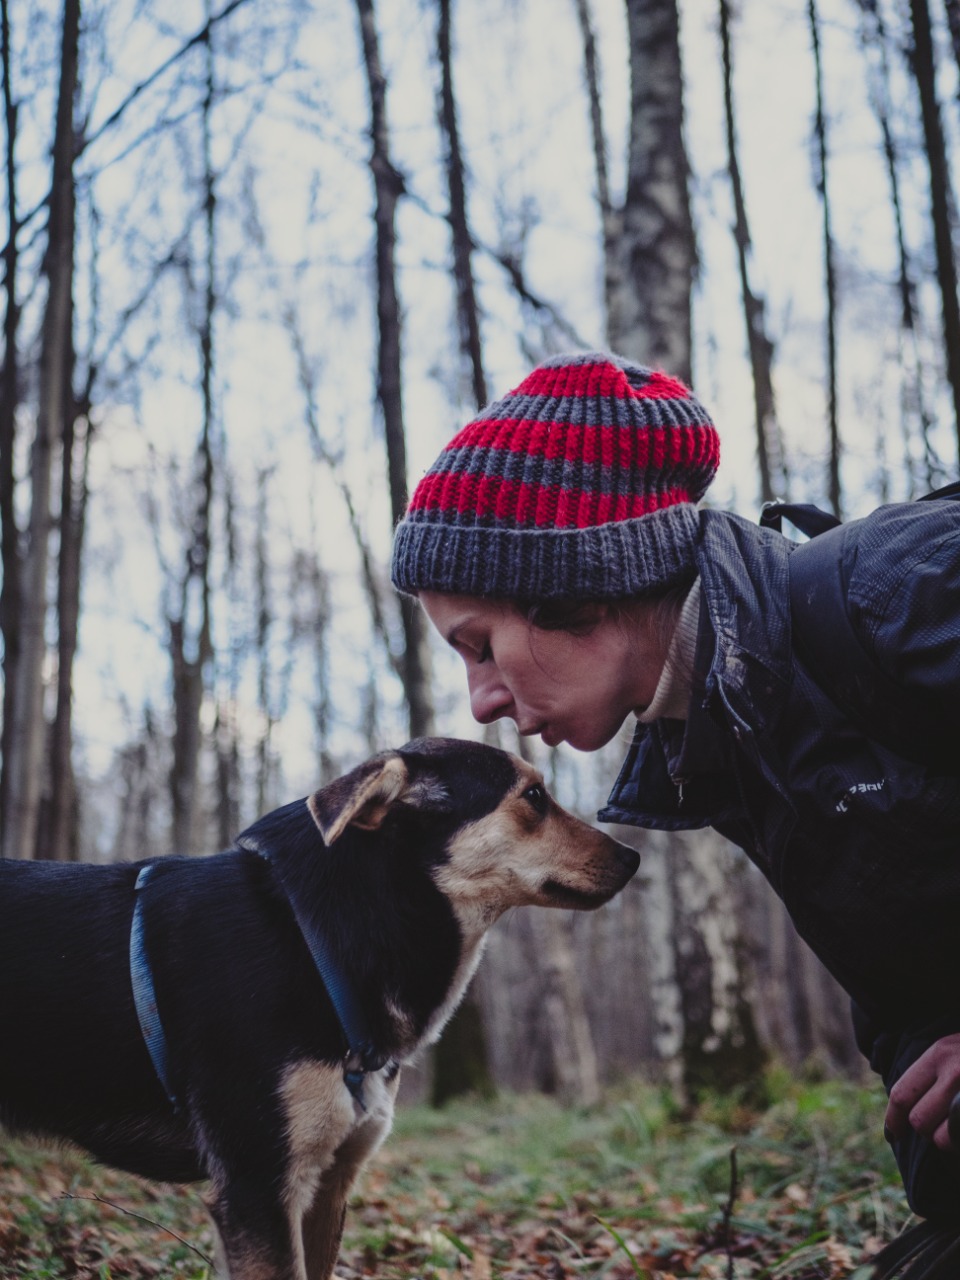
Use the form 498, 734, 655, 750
604, 0, 695, 374
578, 0, 765, 1099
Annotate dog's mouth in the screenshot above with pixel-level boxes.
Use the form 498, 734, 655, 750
540, 847, 639, 910
540, 878, 623, 910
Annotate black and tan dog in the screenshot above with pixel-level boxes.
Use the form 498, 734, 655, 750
0, 737, 638, 1280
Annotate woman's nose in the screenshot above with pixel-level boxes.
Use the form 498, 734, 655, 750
467, 664, 513, 724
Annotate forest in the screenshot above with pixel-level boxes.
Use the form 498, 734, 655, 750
1, 0, 960, 1142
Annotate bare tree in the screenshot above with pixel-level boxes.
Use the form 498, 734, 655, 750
437, 0, 487, 408
856, 0, 938, 491
354, 0, 434, 741
0, 0, 21, 851
908, 0, 960, 462
253, 467, 275, 821
808, 0, 842, 517
942, 0, 960, 103
605, 0, 695, 374
528, 906, 601, 1105
45, 391, 92, 862
169, 19, 218, 855
574, 0, 610, 223
426, 0, 503, 1107
2, 0, 79, 861
589, 0, 765, 1101
719, 0, 783, 504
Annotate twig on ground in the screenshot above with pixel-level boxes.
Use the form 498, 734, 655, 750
60, 1191, 214, 1267
723, 1144, 739, 1280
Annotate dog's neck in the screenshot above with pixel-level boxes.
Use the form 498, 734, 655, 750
238, 807, 472, 1064
416, 929, 489, 1052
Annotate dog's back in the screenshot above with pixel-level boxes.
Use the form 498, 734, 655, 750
0, 856, 203, 1179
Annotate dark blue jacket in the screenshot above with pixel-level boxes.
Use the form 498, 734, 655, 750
599, 501, 960, 1218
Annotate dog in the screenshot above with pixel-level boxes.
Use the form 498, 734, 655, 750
0, 737, 638, 1280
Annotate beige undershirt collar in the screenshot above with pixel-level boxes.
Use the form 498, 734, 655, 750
637, 579, 701, 723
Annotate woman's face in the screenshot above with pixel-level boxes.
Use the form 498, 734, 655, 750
419, 592, 668, 752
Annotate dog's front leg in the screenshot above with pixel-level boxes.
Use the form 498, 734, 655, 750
206, 1184, 301, 1280
299, 1171, 352, 1280
300, 1073, 400, 1279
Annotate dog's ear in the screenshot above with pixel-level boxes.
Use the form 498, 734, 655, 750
307, 755, 410, 845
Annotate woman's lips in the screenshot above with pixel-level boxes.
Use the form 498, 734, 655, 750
518, 721, 563, 747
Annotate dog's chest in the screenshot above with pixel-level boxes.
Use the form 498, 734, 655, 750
278, 1060, 396, 1213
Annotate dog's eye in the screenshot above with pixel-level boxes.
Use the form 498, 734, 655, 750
522, 784, 548, 815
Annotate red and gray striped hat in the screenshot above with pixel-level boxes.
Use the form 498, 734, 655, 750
391, 351, 719, 600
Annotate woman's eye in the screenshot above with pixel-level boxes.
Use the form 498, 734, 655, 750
475, 641, 492, 664
523, 784, 548, 814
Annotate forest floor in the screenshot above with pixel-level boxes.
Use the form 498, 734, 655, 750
0, 1071, 913, 1279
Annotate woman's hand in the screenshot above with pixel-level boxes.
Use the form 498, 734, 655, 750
886, 1033, 960, 1151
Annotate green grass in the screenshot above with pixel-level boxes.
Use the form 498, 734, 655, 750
0, 1074, 912, 1279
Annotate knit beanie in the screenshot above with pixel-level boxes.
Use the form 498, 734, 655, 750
391, 350, 719, 601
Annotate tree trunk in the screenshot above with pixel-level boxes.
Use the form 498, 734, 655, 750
943, 0, 960, 101
215, 703, 239, 850
574, 0, 611, 220
46, 401, 90, 862
719, 0, 782, 505
437, 0, 487, 409
856, 0, 935, 492
671, 836, 766, 1101
429, 0, 500, 1108
637, 835, 684, 1091
355, 0, 433, 741
529, 909, 601, 1105
808, 0, 842, 517
254, 467, 273, 819
430, 996, 496, 1106
605, 0, 695, 376
170, 18, 216, 855
2, 0, 78, 861
908, 0, 960, 464
601, 0, 765, 1101
0, 0, 21, 852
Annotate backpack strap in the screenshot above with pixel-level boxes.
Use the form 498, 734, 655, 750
760, 485, 960, 771
758, 501, 841, 537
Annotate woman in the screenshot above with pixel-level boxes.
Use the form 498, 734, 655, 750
391, 350, 960, 1223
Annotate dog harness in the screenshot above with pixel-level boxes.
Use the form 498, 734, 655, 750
129, 862, 180, 1111
250, 844, 393, 1111
129, 851, 393, 1114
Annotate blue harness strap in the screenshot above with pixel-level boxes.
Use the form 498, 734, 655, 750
129, 864, 180, 1112
255, 849, 389, 1110
129, 837, 392, 1114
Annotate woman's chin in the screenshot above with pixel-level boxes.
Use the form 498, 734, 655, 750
558, 726, 617, 753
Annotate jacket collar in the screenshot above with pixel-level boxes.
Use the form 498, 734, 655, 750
599, 511, 793, 828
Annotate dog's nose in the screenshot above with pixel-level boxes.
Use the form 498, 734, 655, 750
614, 844, 640, 873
